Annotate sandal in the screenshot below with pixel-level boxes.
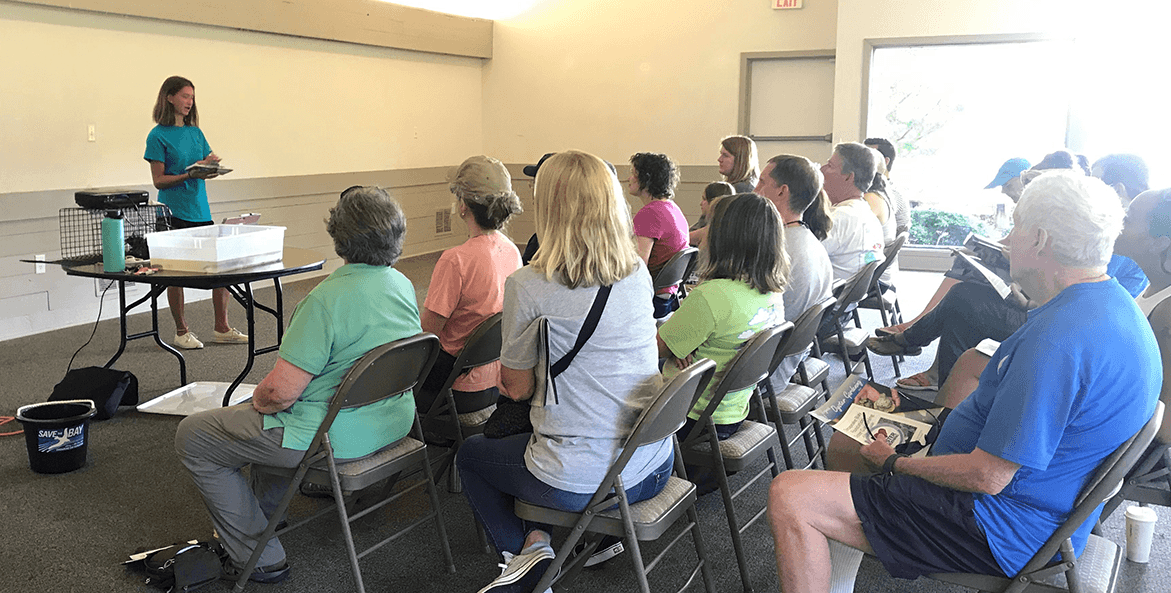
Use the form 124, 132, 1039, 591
896, 371, 938, 391
875, 322, 912, 337
867, 333, 923, 357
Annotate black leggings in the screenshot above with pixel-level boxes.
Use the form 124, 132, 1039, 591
901, 282, 1025, 384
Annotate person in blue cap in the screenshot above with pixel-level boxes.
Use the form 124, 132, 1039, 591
985, 157, 1031, 201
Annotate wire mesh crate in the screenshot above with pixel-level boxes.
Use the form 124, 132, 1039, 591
59, 205, 172, 265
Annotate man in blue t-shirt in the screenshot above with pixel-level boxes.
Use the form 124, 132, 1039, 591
767, 172, 1161, 591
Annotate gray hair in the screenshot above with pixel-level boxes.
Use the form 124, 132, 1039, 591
835, 142, 878, 193
1015, 172, 1124, 268
326, 186, 407, 266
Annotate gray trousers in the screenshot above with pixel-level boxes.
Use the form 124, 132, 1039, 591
174, 403, 304, 568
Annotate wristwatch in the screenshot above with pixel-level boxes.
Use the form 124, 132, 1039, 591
882, 453, 908, 476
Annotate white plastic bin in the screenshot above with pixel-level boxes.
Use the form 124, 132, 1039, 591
147, 225, 286, 273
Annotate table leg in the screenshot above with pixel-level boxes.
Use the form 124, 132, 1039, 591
103, 281, 187, 386
222, 283, 257, 406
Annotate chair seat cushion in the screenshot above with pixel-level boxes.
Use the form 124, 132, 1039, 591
458, 403, 495, 427
311, 437, 426, 491
823, 328, 869, 351
775, 383, 818, 415
799, 357, 830, 386
689, 420, 776, 460
515, 475, 697, 541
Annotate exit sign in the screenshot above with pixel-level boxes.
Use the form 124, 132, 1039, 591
774, 0, 803, 8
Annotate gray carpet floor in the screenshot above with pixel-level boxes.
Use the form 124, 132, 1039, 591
0, 263, 1167, 593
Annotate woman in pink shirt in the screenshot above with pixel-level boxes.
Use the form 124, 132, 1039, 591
416, 155, 524, 415
629, 152, 689, 318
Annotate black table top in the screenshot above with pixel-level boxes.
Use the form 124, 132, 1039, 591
63, 247, 327, 290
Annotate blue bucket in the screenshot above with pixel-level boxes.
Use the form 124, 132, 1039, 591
16, 400, 97, 474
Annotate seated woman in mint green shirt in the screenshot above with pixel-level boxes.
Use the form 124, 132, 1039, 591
658, 192, 789, 440
174, 186, 421, 583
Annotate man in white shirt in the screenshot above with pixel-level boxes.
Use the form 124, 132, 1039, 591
820, 142, 885, 281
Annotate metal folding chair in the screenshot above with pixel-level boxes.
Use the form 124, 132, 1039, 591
513, 358, 719, 593
237, 333, 455, 593
678, 322, 793, 593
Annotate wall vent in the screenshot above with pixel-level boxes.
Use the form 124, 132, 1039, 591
435, 209, 452, 235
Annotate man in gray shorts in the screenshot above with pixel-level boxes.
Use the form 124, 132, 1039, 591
766, 172, 1160, 591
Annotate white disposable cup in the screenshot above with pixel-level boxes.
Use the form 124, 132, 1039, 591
1125, 505, 1158, 563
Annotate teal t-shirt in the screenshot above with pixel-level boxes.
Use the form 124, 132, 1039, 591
658, 279, 785, 424
263, 264, 422, 459
143, 124, 213, 222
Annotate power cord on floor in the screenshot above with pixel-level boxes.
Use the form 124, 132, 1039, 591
1, 279, 115, 438
0, 416, 20, 437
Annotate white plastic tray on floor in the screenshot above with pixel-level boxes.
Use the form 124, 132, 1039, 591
137, 381, 255, 416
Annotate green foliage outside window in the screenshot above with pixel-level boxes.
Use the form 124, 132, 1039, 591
909, 209, 989, 246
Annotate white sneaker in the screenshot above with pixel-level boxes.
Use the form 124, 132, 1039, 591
174, 332, 204, 349
477, 542, 555, 593
211, 328, 249, 344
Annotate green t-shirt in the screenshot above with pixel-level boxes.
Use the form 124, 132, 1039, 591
658, 279, 785, 424
263, 264, 422, 459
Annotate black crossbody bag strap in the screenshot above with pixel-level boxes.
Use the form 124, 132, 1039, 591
550, 284, 612, 379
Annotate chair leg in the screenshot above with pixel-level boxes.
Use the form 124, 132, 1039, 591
617, 490, 653, 593
711, 441, 754, 593
416, 437, 457, 574
776, 422, 795, 471
324, 452, 367, 593
687, 504, 718, 593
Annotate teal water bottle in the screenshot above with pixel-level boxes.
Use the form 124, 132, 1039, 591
101, 210, 125, 272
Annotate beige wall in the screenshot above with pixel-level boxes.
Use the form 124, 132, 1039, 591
0, 1, 484, 194
0, 1, 487, 339
482, 1, 838, 166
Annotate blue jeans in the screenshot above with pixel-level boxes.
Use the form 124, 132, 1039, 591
456, 433, 673, 554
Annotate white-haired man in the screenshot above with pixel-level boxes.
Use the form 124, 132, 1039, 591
767, 172, 1161, 592
820, 142, 885, 281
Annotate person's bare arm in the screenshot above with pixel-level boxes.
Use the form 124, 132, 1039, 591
863, 192, 889, 225
500, 365, 535, 402
420, 308, 448, 337
688, 226, 708, 247
252, 357, 314, 414
860, 437, 1020, 495
635, 236, 655, 265
149, 160, 194, 190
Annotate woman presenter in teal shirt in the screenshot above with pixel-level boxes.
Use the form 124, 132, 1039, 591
144, 75, 246, 350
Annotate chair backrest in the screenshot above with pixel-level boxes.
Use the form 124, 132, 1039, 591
652, 247, 699, 292
1011, 401, 1164, 578
302, 333, 440, 456
436, 312, 503, 396
832, 260, 880, 314
869, 231, 908, 287
585, 358, 717, 508
682, 323, 793, 443
776, 296, 837, 362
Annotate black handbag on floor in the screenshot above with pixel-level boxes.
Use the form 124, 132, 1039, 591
483, 284, 612, 438
139, 541, 221, 592
49, 367, 139, 420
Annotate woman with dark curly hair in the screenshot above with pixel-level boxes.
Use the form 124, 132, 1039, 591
629, 152, 689, 317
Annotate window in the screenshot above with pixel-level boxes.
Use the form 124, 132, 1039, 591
865, 39, 1075, 248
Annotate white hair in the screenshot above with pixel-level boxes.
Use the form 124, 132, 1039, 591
1014, 171, 1124, 268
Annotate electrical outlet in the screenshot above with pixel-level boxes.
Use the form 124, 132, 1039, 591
35, 254, 46, 274
87, 124, 96, 142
